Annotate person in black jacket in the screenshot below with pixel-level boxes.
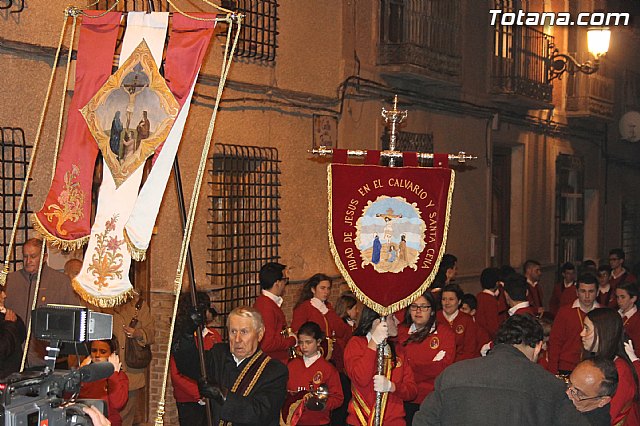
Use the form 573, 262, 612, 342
414, 314, 590, 426
0, 284, 26, 378
173, 305, 287, 426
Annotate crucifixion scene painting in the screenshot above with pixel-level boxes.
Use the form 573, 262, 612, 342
81, 40, 179, 187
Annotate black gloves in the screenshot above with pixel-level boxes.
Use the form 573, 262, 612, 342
198, 377, 228, 405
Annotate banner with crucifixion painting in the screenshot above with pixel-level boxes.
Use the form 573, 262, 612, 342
328, 164, 454, 316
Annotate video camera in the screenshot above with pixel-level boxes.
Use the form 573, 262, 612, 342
0, 305, 114, 426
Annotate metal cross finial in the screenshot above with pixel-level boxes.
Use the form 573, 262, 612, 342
381, 95, 408, 167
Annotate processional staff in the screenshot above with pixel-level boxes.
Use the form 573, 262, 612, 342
309, 95, 476, 426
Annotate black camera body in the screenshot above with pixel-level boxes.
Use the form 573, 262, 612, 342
0, 305, 114, 426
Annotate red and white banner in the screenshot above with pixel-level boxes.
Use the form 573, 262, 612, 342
328, 164, 454, 315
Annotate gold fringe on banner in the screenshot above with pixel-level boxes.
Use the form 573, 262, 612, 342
72, 278, 137, 308
31, 213, 90, 251
123, 228, 147, 261
326, 165, 456, 317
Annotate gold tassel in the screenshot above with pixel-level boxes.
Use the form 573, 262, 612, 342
154, 400, 165, 426
0, 270, 7, 286
71, 278, 137, 308
123, 228, 147, 261
31, 213, 89, 251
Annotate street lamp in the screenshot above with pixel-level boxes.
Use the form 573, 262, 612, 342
548, 26, 611, 81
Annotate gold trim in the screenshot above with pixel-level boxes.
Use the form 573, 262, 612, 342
280, 397, 305, 426
31, 213, 90, 250
0, 271, 7, 286
123, 228, 147, 261
72, 278, 137, 307
327, 164, 455, 316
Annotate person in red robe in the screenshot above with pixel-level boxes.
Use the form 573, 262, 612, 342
283, 321, 343, 426
617, 281, 640, 356
609, 248, 637, 290
291, 273, 353, 367
596, 265, 617, 308
460, 294, 491, 352
475, 267, 502, 341
344, 306, 417, 426
504, 273, 538, 317
549, 262, 578, 317
396, 292, 455, 424
253, 262, 297, 364
547, 274, 600, 375
436, 284, 479, 361
78, 337, 129, 426
523, 259, 544, 316
581, 308, 640, 425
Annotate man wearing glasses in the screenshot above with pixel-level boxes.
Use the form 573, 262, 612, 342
253, 262, 297, 364
609, 249, 636, 292
567, 358, 618, 426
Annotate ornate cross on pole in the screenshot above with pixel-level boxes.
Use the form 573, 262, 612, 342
309, 96, 476, 426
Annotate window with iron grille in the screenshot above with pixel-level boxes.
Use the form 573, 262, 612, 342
222, 0, 279, 62
491, 0, 553, 102
555, 154, 584, 268
1, 127, 32, 270
208, 144, 280, 337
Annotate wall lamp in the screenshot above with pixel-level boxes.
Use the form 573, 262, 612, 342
548, 26, 611, 81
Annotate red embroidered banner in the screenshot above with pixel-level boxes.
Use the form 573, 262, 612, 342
328, 164, 454, 315
32, 12, 121, 250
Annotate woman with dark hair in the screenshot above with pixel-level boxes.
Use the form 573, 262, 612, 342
170, 292, 222, 426
79, 335, 129, 426
282, 321, 343, 426
396, 292, 455, 424
436, 284, 479, 361
581, 308, 640, 425
292, 274, 352, 364
430, 254, 458, 294
617, 281, 640, 352
344, 306, 417, 425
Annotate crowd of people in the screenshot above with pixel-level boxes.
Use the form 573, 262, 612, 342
4, 237, 640, 426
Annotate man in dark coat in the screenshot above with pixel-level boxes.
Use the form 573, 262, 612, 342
414, 314, 590, 426
173, 305, 287, 426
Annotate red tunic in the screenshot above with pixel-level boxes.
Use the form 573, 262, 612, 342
596, 288, 617, 308
512, 306, 538, 317
436, 311, 479, 361
475, 291, 500, 340
547, 305, 587, 373
611, 357, 640, 426
285, 356, 344, 425
253, 294, 296, 364
291, 300, 353, 370
344, 336, 417, 426
610, 270, 637, 291
396, 323, 455, 404
526, 282, 544, 312
624, 311, 640, 356
79, 370, 129, 426
170, 328, 222, 403
549, 282, 577, 317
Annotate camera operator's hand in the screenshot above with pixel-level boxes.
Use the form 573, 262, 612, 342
198, 377, 228, 405
83, 405, 111, 426
108, 353, 122, 373
80, 355, 92, 367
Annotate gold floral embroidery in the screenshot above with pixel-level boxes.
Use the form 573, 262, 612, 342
44, 165, 85, 235
87, 215, 124, 291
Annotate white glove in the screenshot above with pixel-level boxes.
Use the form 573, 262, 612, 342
310, 297, 329, 315
373, 375, 395, 393
625, 340, 639, 363
480, 342, 492, 357
370, 319, 388, 345
432, 350, 446, 362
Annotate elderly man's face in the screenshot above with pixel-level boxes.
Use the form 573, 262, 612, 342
566, 363, 610, 413
23, 244, 44, 274
228, 314, 263, 360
